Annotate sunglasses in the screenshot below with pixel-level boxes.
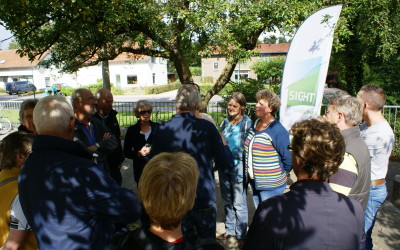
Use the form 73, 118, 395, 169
139, 110, 152, 115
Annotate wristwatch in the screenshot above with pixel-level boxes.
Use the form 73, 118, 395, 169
95, 142, 101, 148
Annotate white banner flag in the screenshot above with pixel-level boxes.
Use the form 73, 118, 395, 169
279, 5, 342, 131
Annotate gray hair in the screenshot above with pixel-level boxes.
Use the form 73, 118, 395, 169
329, 95, 363, 126
134, 100, 152, 118
175, 84, 200, 111
19, 99, 38, 122
256, 89, 280, 115
33, 96, 74, 134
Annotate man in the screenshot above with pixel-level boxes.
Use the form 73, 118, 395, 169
18, 96, 141, 250
71, 88, 118, 173
324, 95, 371, 211
357, 85, 395, 250
245, 119, 365, 249
17, 98, 38, 133
151, 84, 232, 242
94, 88, 125, 185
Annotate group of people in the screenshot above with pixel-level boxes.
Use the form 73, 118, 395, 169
0, 83, 394, 250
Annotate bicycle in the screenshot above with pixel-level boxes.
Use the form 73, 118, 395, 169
0, 105, 12, 135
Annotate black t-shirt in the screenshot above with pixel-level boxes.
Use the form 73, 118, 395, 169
110, 227, 223, 250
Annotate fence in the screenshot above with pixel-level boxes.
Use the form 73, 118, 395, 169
1, 100, 400, 156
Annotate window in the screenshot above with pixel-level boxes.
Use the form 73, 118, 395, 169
213, 62, 219, 70
127, 75, 138, 84
45, 77, 51, 87
152, 73, 156, 84
234, 70, 249, 82
151, 57, 156, 63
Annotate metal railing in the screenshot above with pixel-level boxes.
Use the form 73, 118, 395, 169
1, 100, 400, 156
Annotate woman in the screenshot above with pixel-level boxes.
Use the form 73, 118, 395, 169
217, 92, 251, 245
244, 119, 364, 249
123, 100, 159, 185
0, 132, 37, 249
244, 89, 292, 208
18, 99, 38, 134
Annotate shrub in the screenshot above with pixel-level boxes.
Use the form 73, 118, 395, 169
190, 67, 202, 76
144, 83, 181, 94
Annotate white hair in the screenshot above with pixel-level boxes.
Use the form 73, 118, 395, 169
33, 96, 74, 134
175, 84, 200, 111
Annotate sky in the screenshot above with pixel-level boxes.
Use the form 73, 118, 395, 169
0, 25, 13, 50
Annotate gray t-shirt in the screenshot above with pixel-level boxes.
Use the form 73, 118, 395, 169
360, 121, 394, 180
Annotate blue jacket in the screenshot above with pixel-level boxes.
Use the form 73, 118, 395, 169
220, 115, 252, 162
245, 180, 365, 250
151, 112, 232, 209
19, 135, 141, 250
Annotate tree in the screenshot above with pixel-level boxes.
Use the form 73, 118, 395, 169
0, 0, 317, 109
251, 56, 285, 83
263, 35, 278, 44
7, 38, 19, 49
317, 0, 400, 95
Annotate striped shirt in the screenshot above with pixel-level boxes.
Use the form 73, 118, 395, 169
244, 120, 292, 190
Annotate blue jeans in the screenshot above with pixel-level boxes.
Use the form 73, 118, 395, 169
218, 164, 248, 239
250, 179, 286, 208
182, 204, 217, 243
364, 183, 387, 250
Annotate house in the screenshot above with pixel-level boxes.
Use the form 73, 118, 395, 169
0, 49, 168, 89
201, 43, 289, 82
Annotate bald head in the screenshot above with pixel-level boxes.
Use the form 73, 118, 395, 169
95, 88, 114, 116
71, 88, 96, 120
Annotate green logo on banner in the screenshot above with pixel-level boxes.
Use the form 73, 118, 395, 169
287, 62, 321, 107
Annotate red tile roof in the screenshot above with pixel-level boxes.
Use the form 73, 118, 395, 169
0, 49, 40, 68
254, 43, 290, 53
202, 43, 290, 55
0, 49, 148, 69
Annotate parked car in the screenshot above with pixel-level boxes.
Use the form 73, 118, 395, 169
5, 81, 37, 95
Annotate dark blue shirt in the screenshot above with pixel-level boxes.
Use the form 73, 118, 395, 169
151, 112, 232, 209
19, 135, 141, 250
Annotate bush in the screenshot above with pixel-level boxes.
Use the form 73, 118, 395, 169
144, 83, 181, 95
190, 67, 202, 76
0, 88, 5, 93
200, 76, 214, 84
111, 87, 124, 96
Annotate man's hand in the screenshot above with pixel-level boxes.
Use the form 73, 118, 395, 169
102, 132, 111, 141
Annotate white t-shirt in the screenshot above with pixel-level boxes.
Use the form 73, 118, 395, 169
360, 121, 394, 180
10, 195, 32, 230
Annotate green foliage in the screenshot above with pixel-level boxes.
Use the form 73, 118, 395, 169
200, 77, 214, 84
144, 83, 181, 95
0, 88, 5, 93
190, 67, 201, 76
0, 0, 317, 106
61, 88, 75, 96
7, 39, 20, 49
251, 56, 285, 83
225, 79, 267, 103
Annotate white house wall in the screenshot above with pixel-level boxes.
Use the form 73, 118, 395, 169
1, 56, 167, 89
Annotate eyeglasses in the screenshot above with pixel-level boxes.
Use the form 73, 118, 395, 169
139, 110, 152, 115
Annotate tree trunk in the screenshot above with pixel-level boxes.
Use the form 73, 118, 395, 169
199, 61, 238, 112
102, 60, 111, 90
170, 51, 193, 85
